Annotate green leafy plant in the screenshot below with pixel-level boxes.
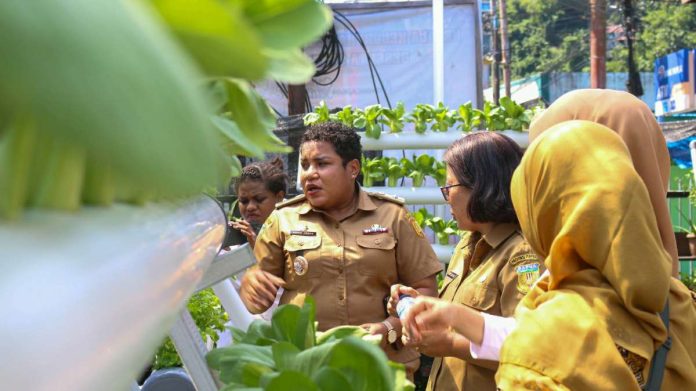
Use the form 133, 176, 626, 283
425, 217, 459, 245
363, 104, 385, 139
406, 104, 433, 134
411, 208, 432, 229
0, 0, 332, 220
382, 157, 405, 187
360, 156, 385, 188
680, 270, 696, 291
473, 101, 507, 131
497, 97, 531, 131
401, 154, 436, 188
453, 102, 479, 132
154, 289, 229, 369
207, 298, 413, 391
432, 161, 447, 187
336, 105, 361, 128
380, 102, 407, 134
677, 209, 696, 235
429, 102, 456, 132
303, 101, 333, 126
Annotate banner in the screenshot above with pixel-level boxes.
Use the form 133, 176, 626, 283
654, 49, 695, 116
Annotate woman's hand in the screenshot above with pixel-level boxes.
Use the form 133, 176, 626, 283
401, 296, 457, 345
239, 267, 284, 314
387, 284, 420, 317
230, 220, 257, 248
402, 327, 457, 357
360, 321, 389, 348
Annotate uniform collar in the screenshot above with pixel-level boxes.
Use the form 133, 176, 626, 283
482, 223, 517, 249
296, 184, 375, 215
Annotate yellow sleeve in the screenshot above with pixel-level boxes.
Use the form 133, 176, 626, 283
253, 210, 285, 278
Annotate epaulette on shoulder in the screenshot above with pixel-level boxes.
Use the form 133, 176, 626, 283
275, 194, 306, 209
366, 190, 405, 205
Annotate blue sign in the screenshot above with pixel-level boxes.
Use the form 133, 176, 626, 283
654, 49, 695, 115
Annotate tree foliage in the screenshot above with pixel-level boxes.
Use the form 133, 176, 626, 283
507, 0, 589, 79
507, 0, 696, 79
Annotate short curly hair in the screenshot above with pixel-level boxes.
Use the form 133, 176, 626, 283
233, 157, 288, 195
301, 121, 362, 165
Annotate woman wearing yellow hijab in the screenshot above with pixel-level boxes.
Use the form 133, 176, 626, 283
496, 120, 696, 390
402, 120, 695, 389
529, 89, 679, 276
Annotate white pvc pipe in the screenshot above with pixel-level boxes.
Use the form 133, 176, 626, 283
0, 197, 225, 391
433, 0, 445, 104
364, 186, 445, 205
359, 130, 528, 151
432, 243, 456, 263
212, 279, 254, 330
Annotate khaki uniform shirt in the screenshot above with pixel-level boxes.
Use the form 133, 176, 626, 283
254, 188, 443, 363
427, 223, 542, 391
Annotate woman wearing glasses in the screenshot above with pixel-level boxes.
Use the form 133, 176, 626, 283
388, 131, 543, 391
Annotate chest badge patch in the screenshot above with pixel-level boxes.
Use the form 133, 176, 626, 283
515, 262, 540, 294
290, 225, 317, 236
294, 256, 309, 276
362, 224, 389, 235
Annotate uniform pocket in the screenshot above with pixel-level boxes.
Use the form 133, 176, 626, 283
464, 285, 498, 312
283, 235, 323, 285
355, 234, 396, 276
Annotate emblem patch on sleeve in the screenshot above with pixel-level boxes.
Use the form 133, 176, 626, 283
408, 215, 425, 238
515, 262, 540, 294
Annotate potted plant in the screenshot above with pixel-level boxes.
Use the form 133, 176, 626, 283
677, 209, 696, 256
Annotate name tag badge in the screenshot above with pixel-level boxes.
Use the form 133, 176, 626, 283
446, 271, 459, 280
362, 224, 389, 235
290, 229, 317, 236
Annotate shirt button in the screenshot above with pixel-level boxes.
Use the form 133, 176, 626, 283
338, 267, 343, 274
334, 223, 340, 229
337, 243, 342, 247
298, 241, 304, 246
374, 238, 381, 245
338, 295, 344, 301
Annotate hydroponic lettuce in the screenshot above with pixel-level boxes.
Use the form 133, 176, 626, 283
304, 99, 538, 139
207, 298, 414, 391
0, 0, 332, 220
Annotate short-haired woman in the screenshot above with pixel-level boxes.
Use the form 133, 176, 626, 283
389, 131, 542, 391
241, 121, 443, 376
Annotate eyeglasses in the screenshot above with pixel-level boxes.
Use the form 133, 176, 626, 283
439, 183, 466, 201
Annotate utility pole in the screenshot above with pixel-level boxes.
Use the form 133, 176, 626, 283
623, 0, 643, 96
491, 0, 500, 104
590, 0, 607, 89
498, 0, 511, 98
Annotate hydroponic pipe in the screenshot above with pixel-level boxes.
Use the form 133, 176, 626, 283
0, 196, 225, 391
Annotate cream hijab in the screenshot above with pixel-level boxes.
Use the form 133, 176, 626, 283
529, 89, 678, 272
496, 121, 696, 390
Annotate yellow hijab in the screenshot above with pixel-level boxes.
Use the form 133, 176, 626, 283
497, 121, 696, 390
529, 89, 678, 268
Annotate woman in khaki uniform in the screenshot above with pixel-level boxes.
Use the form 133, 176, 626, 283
239, 121, 443, 373
389, 132, 542, 391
